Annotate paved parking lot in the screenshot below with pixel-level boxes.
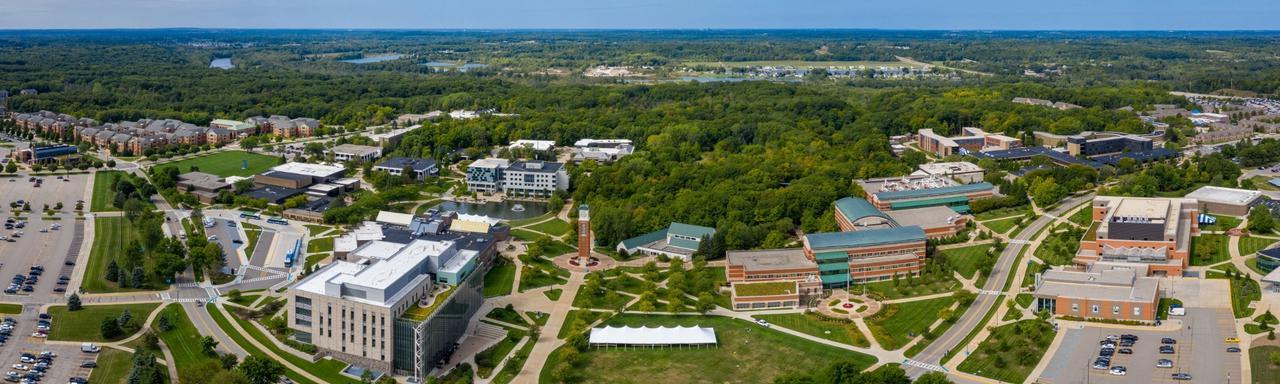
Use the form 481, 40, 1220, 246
0, 304, 99, 384
0, 174, 90, 304
1040, 308, 1241, 383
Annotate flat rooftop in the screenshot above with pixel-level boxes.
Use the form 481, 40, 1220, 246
271, 162, 346, 178
727, 248, 814, 271
885, 206, 966, 229
1185, 186, 1263, 205
1035, 268, 1159, 303
331, 143, 382, 156
918, 161, 983, 175
1112, 198, 1171, 220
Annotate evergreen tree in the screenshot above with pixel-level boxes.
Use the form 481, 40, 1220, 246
67, 293, 82, 311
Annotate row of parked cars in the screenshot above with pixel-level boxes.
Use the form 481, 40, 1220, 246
5, 349, 71, 384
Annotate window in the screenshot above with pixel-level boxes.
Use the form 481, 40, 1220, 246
1112, 305, 1120, 315
1091, 305, 1100, 314
1133, 307, 1142, 317
1071, 303, 1079, 312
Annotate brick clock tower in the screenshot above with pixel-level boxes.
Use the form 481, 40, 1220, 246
577, 204, 592, 258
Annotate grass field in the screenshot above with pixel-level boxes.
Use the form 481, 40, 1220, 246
83, 217, 162, 293
152, 150, 282, 177
957, 320, 1056, 383
152, 304, 220, 383
228, 294, 261, 307
541, 314, 875, 384
47, 303, 161, 342
975, 206, 1032, 221
864, 273, 959, 300
1068, 206, 1093, 227
243, 228, 263, 257
510, 228, 542, 242
755, 312, 870, 347
525, 218, 570, 236
306, 237, 333, 253
1241, 236, 1279, 257
683, 59, 917, 68
484, 259, 517, 297
867, 296, 956, 350
0, 303, 20, 314
205, 306, 320, 384
1203, 214, 1245, 232
304, 224, 331, 237
91, 171, 126, 212
941, 244, 993, 280
88, 348, 160, 384
982, 217, 1020, 234
1252, 346, 1280, 383
1251, 176, 1280, 191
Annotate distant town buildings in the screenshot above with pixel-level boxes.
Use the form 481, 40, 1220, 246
1012, 97, 1082, 110
4, 110, 324, 155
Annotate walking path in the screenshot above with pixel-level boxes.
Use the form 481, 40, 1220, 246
511, 271, 585, 382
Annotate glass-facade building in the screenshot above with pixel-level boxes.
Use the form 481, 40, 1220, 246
392, 262, 487, 378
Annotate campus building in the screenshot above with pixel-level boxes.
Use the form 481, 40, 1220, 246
616, 223, 716, 261
572, 139, 634, 163
1184, 186, 1264, 217
803, 227, 928, 287
726, 249, 821, 310
373, 157, 439, 180
464, 158, 569, 197
1066, 134, 1153, 157
12, 144, 78, 164
1075, 196, 1199, 276
292, 217, 496, 379
174, 172, 232, 203
330, 144, 384, 163
915, 161, 985, 184
834, 197, 968, 239
1033, 265, 1160, 322
916, 127, 1020, 157
855, 174, 996, 213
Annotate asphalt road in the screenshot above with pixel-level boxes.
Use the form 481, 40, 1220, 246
907, 193, 1096, 379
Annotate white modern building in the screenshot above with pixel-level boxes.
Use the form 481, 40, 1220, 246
465, 158, 569, 197
508, 140, 556, 152
330, 144, 384, 163
572, 139, 634, 162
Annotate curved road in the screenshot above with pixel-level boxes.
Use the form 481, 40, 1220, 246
906, 193, 1094, 380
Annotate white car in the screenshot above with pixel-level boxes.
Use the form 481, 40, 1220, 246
207, 235, 218, 242
30, 332, 45, 338
1109, 366, 1127, 376
10, 365, 24, 371
754, 319, 770, 327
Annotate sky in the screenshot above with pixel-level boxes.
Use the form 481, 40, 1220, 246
2, 0, 1279, 30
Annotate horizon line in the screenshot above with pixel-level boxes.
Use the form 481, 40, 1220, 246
1, 27, 1280, 33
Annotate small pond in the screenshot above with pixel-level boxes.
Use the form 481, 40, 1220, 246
431, 200, 550, 220
340, 54, 404, 64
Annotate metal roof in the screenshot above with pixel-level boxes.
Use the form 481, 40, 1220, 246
667, 222, 716, 239
834, 197, 894, 223
804, 226, 925, 250
874, 182, 994, 202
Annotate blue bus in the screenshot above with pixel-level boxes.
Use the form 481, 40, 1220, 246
284, 239, 301, 268
267, 217, 288, 225
239, 212, 261, 220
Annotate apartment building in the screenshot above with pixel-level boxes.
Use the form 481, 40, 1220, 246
1075, 196, 1199, 276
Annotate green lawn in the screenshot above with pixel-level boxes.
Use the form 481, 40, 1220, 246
0, 303, 21, 314
525, 218, 570, 236
1252, 346, 1280, 383
1068, 205, 1094, 227
229, 294, 261, 307
1190, 234, 1231, 266
243, 229, 263, 258
558, 310, 609, 339
306, 237, 333, 253
1231, 275, 1262, 318
47, 303, 161, 342
1203, 214, 1245, 232
91, 171, 127, 212
540, 314, 875, 384
957, 320, 1056, 383
982, 217, 1020, 235
152, 304, 221, 383
476, 329, 526, 378
304, 224, 331, 237
1240, 236, 1279, 257
941, 244, 993, 280
152, 150, 282, 177
88, 348, 153, 384
485, 307, 530, 327
1251, 176, 1280, 191
83, 216, 163, 292
975, 206, 1031, 221
755, 312, 870, 347
863, 272, 959, 300
204, 306, 320, 384
543, 289, 563, 301
866, 296, 957, 350
483, 258, 517, 297
510, 228, 542, 242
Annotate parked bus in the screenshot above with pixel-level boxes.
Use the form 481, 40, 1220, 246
267, 217, 288, 225
239, 212, 261, 220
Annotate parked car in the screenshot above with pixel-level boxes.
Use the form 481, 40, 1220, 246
1228, 346, 1242, 352
78, 362, 95, 368
1161, 337, 1177, 344
754, 319, 770, 327
1109, 366, 1126, 376
1156, 359, 1174, 368
1160, 345, 1175, 354
1172, 373, 1192, 380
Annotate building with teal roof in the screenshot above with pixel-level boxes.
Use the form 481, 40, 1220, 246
616, 222, 716, 261
856, 174, 996, 214
803, 226, 927, 288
